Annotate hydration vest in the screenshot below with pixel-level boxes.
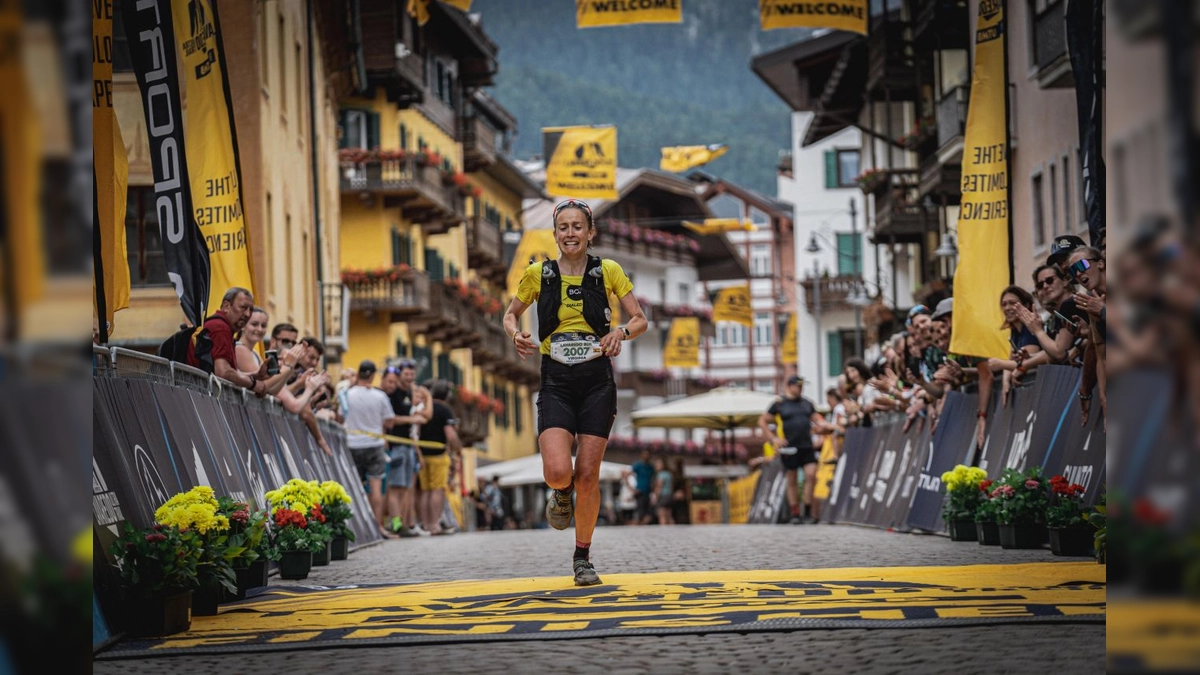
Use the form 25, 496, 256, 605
537, 256, 611, 342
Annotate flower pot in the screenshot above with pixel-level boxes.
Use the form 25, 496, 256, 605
1048, 526, 1094, 557
975, 520, 1001, 546
948, 519, 978, 541
232, 560, 270, 600
1134, 559, 1184, 594
999, 523, 1046, 549
312, 541, 331, 567
250, 558, 269, 587
191, 584, 223, 616
126, 590, 192, 638
278, 550, 312, 580
331, 536, 349, 561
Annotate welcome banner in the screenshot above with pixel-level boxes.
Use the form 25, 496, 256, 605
93, 0, 130, 338
949, 0, 1011, 360
576, 0, 683, 28
711, 284, 753, 326
660, 144, 727, 173
122, 0, 211, 324
172, 0, 256, 311
543, 125, 618, 199
663, 317, 700, 368
759, 0, 868, 35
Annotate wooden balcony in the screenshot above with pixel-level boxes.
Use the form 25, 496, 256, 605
1033, 1, 1073, 89
466, 213, 503, 278
866, 21, 917, 99
919, 157, 962, 205
474, 321, 510, 369
799, 274, 864, 314
493, 347, 540, 389
935, 85, 968, 154
614, 372, 721, 399
359, 0, 424, 105
420, 282, 481, 349
340, 157, 464, 234
451, 400, 488, 447
460, 115, 497, 171
874, 182, 928, 244
913, 0, 969, 49
345, 270, 431, 318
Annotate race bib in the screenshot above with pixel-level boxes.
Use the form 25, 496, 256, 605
777, 446, 798, 456
549, 332, 604, 365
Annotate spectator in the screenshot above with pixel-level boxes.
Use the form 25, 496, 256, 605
758, 375, 834, 524
381, 362, 430, 537
343, 360, 400, 539
616, 468, 638, 525
276, 337, 333, 456
650, 456, 674, 525
416, 380, 462, 535
188, 287, 263, 392
234, 307, 269, 373
1015, 264, 1086, 366
482, 475, 505, 531
1067, 246, 1107, 428
631, 449, 655, 525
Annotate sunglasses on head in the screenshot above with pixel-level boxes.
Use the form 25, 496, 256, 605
554, 199, 593, 224
1068, 258, 1096, 278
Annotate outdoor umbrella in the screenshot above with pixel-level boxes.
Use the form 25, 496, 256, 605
630, 387, 779, 431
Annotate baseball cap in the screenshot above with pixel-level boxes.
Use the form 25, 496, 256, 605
357, 359, 378, 377
930, 297, 954, 321
905, 304, 930, 327
1047, 235, 1085, 266
786, 375, 804, 386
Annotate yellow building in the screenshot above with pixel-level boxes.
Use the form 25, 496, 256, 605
336, 2, 541, 461
109, 0, 343, 351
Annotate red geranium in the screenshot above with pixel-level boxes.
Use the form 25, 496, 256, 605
273, 507, 308, 529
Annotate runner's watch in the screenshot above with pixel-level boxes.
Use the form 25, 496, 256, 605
620, 326, 631, 339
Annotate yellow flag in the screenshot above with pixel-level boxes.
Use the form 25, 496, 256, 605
94, 0, 130, 336
949, 0, 1010, 360
173, 0, 257, 312
506, 229, 559, 295
681, 218, 757, 235
759, 0, 867, 35
441, 0, 472, 10
660, 144, 727, 173
408, 0, 431, 25
663, 317, 700, 368
781, 312, 797, 364
543, 125, 618, 199
712, 284, 753, 327
576, 0, 683, 28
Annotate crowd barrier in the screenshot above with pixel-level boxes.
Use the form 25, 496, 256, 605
747, 365, 1107, 533
92, 347, 381, 645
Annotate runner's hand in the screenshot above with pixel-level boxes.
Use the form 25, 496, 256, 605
600, 328, 624, 357
512, 330, 535, 359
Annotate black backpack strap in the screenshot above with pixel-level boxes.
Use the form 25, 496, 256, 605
537, 260, 561, 342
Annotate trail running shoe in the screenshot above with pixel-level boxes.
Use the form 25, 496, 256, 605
546, 489, 574, 530
573, 559, 601, 586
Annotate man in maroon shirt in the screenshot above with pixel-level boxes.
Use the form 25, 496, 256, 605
188, 287, 274, 395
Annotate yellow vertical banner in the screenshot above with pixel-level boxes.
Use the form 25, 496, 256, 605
441, 0, 472, 11
506, 229, 559, 295
576, 0, 683, 28
94, 0, 130, 336
663, 317, 700, 368
759, 0, 867, 35
949, 0, 1010, 360
780, 312, 797, 364
542, 126, 618, 199
712, 284, 753, 326
408, 0, 431, 25
172, 0, 256, 311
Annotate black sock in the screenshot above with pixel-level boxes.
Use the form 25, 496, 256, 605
573, 543, 590, 561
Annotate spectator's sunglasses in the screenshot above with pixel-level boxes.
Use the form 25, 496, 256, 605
553, 199, 593, 226
277, 338, 296, 348
386, 360, 417, 375
1067, 258, 1097, 279
1034, 274, 1060, 289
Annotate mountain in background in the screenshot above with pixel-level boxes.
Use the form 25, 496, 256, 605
471, 0, 812, 197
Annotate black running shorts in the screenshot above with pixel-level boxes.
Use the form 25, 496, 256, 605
779, 447, 818, 471
537, 355, 617, 438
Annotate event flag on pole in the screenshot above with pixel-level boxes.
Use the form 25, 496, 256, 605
93, 0, 130, 338
660, 144, 727, 173
543, 125, 618, 199
663, 317, 701, 368
711, 284, 754, 327
681, 218, 757, 235
122, 0, 211, 325
780, 312, 797, 364
576, 0, 683, 28
949, 0, 1011, 360
172, 0, 256, 313
759, 0, 868, 35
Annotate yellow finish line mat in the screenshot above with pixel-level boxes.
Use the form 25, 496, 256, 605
97, 562, 1105, 658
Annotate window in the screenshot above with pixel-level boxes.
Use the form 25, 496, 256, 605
749, 206, 769, 227
1049, 163, 1059, 237
258, 8, 268, 87
836, 233, 862, 275
1062, 155, 1072, 234
124, 187, 170, 286
754, 312, 772, 345
750, 244, 772, 277
708, 193, 741, 219
827, 330, 859, 377
295, 42, 304, 133
399, 123, 408, 150
1031, 172, 1046, 248
825, 149, 860, 188
392, 230, 413, 266
285, 213, 293, 310
278, 13, 286, 116
755, 379, 775, 392
715, 324, 746, 347
678, 283, 689, 304
339, 109, 378, 149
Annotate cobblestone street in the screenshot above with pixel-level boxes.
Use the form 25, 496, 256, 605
94, 523, 1104, 674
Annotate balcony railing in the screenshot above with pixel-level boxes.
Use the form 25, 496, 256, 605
424, 282, 481, 349
474, 321, 510, 368
339, 157, 464, 231
936, 85, 968, 150
867, 21, 917, 98
451, 400, 488, 446
345, 270, 431, 316
466, 213, 503, 273
461, 115, 497, 171
614, 372, 723, 399
321, 282, 349, 355
1033, 1, 1074, 88
799, 274, 863, 314
874, 176, 928, 243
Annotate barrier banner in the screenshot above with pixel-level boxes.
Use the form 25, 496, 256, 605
823, 425, 878, 524
1039, 375, 1107, 506
154, 384, 230, 495
190, 393, 257, 507
216, 401, 271, 510
746, 458, 788, 524
906, 390, 980, 532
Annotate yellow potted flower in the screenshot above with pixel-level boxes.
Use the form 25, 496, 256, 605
154, 486, 235, 615
940, 465, 989, 541
319, 481, 356, 561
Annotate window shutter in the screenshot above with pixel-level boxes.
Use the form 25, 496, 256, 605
824, 150, 838, 189
367, 111, 381, 150
827, 331, 843, 378
392, 230, 402, 265
399, 123, 408, 150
